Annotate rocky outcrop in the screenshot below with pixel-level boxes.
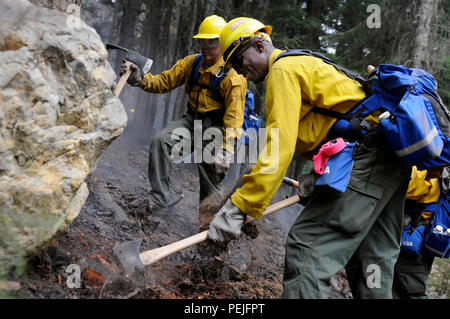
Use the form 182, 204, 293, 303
0, 0, 127, 276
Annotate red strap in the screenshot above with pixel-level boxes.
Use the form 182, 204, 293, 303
312, 138, 347, 175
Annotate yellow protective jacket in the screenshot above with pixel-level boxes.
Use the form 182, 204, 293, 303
406, 166, 441, 203
138, 54, 247, 153
231, 49, 367, 219
406, 166, 440, 221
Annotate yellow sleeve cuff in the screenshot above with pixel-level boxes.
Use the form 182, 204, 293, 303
231, 192, 265, 220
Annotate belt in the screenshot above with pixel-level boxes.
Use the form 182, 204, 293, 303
186, 106, 224, 127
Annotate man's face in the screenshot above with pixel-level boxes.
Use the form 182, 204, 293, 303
199, 39, 221, 66
230, 40, 267, 83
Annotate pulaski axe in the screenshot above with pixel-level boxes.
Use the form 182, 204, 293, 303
113, 194, 301, 276
106, 43, 153, 96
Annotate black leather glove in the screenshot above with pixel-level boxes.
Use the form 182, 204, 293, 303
297, 173, 316, 206
119, 60, 142, 86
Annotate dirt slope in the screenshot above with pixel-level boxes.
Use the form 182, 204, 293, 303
6, 136, 352, 299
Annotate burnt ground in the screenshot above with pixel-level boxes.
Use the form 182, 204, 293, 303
5, 135, 352, 299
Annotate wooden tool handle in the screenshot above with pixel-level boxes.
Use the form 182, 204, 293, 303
283, 177, 299, 189
140, 231, 208, 266
367, 65, 376, 74
115, 60, 132, 96
245, 194, 300, 223
139, 194, 301, 266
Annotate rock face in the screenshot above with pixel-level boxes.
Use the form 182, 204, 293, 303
0, 0, 127, 276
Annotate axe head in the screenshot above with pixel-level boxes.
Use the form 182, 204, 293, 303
113, 239, 144, 276
106, 43, 153, 74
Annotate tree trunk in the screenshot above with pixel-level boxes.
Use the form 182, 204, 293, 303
304, 0, 322, 50
411, 0, 440, 69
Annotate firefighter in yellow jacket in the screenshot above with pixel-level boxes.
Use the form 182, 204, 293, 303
344, 166, 442, 298
206, 17, 411, 298
120, 15, 247, 212
391, 167, 443, 299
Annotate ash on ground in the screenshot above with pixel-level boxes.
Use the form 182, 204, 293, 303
6, 136, 352, 299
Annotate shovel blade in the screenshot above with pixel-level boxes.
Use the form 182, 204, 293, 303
113, 239, 144, 276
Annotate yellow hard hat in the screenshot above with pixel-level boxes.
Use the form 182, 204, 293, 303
193, 15, 227, 39
219, 17, 272, 64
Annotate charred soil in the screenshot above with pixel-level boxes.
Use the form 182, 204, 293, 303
6, 136, 352, 299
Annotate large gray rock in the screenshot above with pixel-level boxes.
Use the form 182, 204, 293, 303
0, 0, 127, 275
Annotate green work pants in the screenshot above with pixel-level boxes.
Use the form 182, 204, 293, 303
148, 113, 225, 208
282, 139, 411, 299
391, 252, 435, 299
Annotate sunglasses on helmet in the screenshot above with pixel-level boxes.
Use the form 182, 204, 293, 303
229, 39, 256, 71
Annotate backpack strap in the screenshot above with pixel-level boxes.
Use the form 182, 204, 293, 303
273, 49, 366, 85
309, 106, 353, 120
311, 105, 368, 135
210, 71, 225, 103
188, 54, 203, 91
275, 49, 379, 136
188, 54, 225, 103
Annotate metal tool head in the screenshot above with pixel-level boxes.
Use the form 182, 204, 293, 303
106, 43, 153, 74
113, 239, 144, 276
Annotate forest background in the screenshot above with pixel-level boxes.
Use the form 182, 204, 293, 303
21, 0, 450, 298
30, 0, 449, 146
28, 0, 450, 207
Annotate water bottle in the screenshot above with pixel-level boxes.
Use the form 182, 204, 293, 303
434, 225, 444, 234
379, 111, 391, 121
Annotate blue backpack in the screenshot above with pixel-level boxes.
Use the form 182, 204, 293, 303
401, 194, 450, 258
189, 54, 262, 145
401, 224, 427, 258
423, 194, 450, 258
274, 50, 450, 169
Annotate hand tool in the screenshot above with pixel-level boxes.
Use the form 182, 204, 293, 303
282, 177, 299, 188
106, 43, 153, 96
113, 194, 301, 276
